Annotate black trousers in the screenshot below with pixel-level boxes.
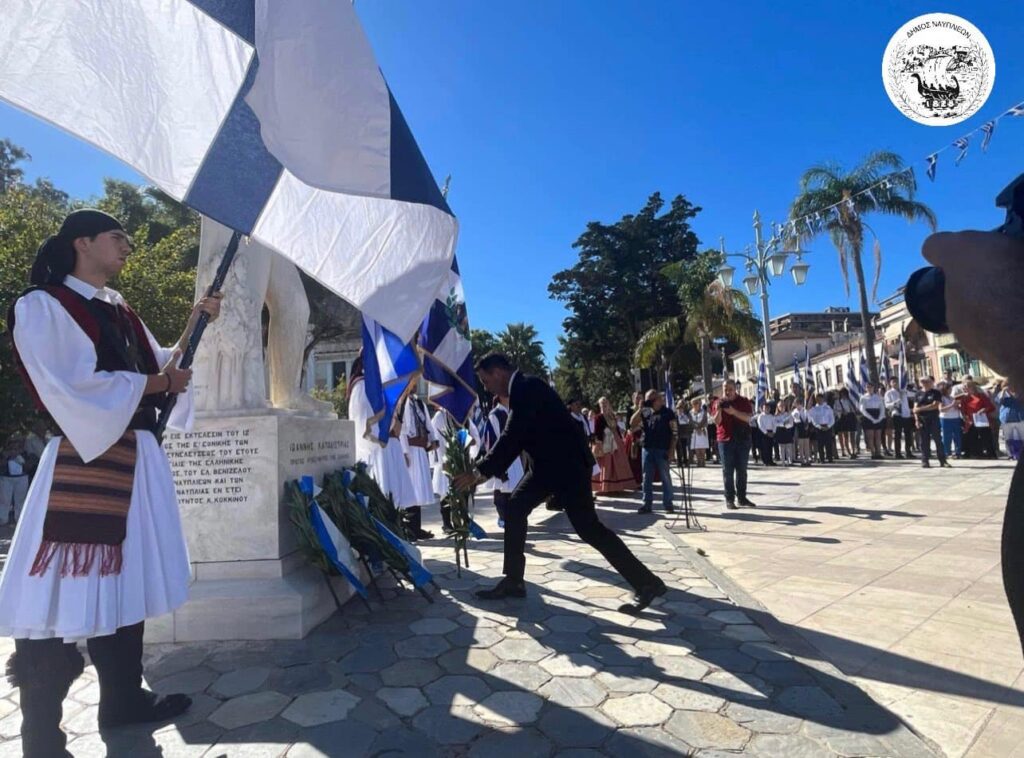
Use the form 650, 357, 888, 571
918, 415, 947, 464
893, 416, 915, 456
965, 426, 997, 459
1004, 457, 1024, 655
815, 429, 834, 462
11, 622, 145, 757
502, 469, 656, 591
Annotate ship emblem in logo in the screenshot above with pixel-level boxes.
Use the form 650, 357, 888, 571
882, 13, 995, 126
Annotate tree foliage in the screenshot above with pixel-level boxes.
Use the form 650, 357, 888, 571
495, 322, 548, 379
789, 151, 936, 381
550, 193, 704, 406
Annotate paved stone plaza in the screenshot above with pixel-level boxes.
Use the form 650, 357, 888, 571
680, 455, 1023, 758
2, 456, 1018, 756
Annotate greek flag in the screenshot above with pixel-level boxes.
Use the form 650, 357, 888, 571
362, 316, 421, 445
664, 370, 675, 410
792, 354, 802, 389
860, 351, 871, 390
952, 137, 969, 166
0, 1, 457, 340
1005, 102, 1024, 117
879, 343, 892, 385
804, 344, 814, 398
755, 353, 768, 409
845, 351, 860, 403
418, 256, 477, 424
981, 120, 997, 152
926, 153, 938, 182
898, 335, 909, 390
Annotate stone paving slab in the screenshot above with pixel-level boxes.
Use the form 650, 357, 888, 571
0, 487, 936, 756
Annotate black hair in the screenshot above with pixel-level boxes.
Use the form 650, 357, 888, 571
474, 352, 514, 373
29, 209, 124, 286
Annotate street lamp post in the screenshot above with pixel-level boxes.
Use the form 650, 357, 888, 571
716, 212, 810, 388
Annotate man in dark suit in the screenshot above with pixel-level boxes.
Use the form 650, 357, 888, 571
454, 353, 666, 612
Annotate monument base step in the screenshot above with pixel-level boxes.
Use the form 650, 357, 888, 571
145, 566, 356, 643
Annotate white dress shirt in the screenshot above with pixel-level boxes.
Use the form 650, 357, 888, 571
808, 403, 835, 428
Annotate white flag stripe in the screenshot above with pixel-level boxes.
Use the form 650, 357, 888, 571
245, 0, 391, 195
313, 504, 363, 579
253, 171, 457, 338
0, 1, 252, 199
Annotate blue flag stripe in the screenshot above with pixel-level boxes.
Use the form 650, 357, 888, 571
388, 92, 452, 214
187, 0, 255, 44
309, 504, 370, 599
183, 58, 283, 234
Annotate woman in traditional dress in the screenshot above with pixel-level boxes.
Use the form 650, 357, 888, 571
591, 396, 638, 495
688, 397, 709, 467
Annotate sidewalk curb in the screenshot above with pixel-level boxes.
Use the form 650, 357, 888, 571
659, 522, 941, 758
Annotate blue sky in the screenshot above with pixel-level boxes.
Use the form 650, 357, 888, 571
2, 2, 1021, 365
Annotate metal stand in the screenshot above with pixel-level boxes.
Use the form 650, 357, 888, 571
670, 454, 704, 532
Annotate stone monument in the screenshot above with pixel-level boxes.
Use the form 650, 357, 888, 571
153, 218, 358, 642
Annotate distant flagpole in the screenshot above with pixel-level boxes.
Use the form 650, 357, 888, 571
755, 352, 768, 409
898, 334, 909, 390
804, 344, 814, 400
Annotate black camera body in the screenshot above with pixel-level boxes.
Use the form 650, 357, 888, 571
906, 172, 1024, 333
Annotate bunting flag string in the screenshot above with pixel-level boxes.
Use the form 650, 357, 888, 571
783, 97, 1024, 233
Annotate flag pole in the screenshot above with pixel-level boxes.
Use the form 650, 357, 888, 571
154, 230, 243, 443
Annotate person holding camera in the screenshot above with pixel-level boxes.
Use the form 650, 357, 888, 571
918, 220, 1024, 651
630, 390, 677, 514
710, 380, 754, 510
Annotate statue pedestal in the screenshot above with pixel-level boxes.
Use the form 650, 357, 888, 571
148, 413, 356, 642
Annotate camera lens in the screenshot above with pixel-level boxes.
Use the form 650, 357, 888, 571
905, 266, 949, 334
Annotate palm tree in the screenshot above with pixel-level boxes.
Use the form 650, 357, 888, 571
789, 151, 936, 382
496, 322, 548, 378
636, 254, 759, 395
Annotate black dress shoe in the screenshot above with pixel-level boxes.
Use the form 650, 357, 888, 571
619, 578, 667, 614
726, 501, 738, 510
665, 505, 676, 514
99, 691, 192, 729
636, 505, 653, 514
738, 498, 757, 508
414, 528, 434, 540
474, 579, 526, 600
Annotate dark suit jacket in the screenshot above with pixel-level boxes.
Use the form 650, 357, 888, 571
477, 373, 594, 488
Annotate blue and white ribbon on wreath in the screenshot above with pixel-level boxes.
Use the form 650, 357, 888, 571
357, 494, 432, 588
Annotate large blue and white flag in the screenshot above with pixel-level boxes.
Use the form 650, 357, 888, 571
845, 349, 861, 403
309, 502, 370, 599
755, 353, 768, 409
664, 370, 675, 410
0, 1, 457, 340
792, 354, 802, 391
418, 256, 478, 424
859, 351, 871, 390
361, 316, 421, 445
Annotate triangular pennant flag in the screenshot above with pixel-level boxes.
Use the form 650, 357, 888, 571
926, 153, 938, 182
1004, 102, 1024, 117
981, 120, 997, 152
952, 136, 969, 166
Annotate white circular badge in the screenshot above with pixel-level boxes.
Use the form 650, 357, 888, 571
882, 13, 995, 126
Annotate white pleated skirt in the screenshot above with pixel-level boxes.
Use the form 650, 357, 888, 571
0, 432, 191, 641
370, 438, 418, 510
406, 447, 436, 507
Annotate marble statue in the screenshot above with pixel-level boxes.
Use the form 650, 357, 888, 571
193, 217, 333, 415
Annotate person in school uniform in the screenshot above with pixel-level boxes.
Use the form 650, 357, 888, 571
792, 397, 812, 466
775, 400, 795, 466
755, 402, 778, 466
885, 377, 914, 459
0, 210, 222, 755
809, 393, 836, 463
859, 383, 886, 459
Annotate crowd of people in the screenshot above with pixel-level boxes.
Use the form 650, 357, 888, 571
0, 421, 52, 528
558, 373, 1022, 512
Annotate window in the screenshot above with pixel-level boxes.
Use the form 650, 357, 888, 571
816, 343, 823, 353
825, 368, 832, 386
331, 361, 348, 388
836, 366, 843, 384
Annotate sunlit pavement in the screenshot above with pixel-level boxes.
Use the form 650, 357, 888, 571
676, 454, 1021, 757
